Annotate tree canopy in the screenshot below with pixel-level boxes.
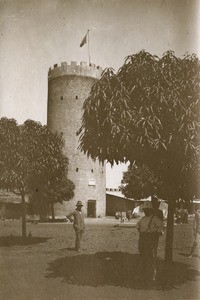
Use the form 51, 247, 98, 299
120, 162, 164, 200
78, 50, 200, 200
29, 176, 75, 220
78, 50, 200, 262
0, 117, 75, 236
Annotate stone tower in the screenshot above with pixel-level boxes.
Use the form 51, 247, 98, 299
47, 61, 106, 217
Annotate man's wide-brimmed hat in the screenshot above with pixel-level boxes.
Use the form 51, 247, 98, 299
142, 201, 153, 210
76, 200, 83, 207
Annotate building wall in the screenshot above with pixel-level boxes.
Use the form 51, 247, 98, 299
47, 62, 106, 217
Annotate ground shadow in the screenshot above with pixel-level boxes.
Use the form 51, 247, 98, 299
66, 247, 76, 251
0, 236, 49, 247
58, 247, 75, 252
46, 251, 200, 290
113, 224, 136, 229
179, 252, 199, 258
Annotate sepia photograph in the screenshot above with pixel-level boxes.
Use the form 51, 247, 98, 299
0, 0, 200, 299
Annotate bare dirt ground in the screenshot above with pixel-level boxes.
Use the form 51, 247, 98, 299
0, 218, 199, 300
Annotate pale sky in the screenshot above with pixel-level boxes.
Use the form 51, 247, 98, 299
0, 0, 199, 188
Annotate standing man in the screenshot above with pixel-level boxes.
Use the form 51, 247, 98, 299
152, 196, 164, 221
188, 208, 200, 258
67, 201, 85, 252
151, 196, 164, 257
136, 201, 164, 282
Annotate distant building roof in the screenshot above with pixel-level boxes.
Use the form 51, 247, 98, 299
106, 190, 126, 199
106, 188, 135, 201
106, 190, 166, 203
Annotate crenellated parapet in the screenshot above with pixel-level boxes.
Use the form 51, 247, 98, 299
48, 61, 103, 80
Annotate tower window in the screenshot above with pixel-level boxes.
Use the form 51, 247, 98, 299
91, 169, 93, 173
76, 168, 79, 172
75, 95, 78, 99
60, 96, 63, 100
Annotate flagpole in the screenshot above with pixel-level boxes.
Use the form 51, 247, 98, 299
87, 30, 91, 65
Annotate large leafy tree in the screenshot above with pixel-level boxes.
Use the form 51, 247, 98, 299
120, 162, 164, 200
0, 118, 75, 237
78, 50, 200, 262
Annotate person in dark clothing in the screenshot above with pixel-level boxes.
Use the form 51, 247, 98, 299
181, 209, 188, 223
151, 197, 164, 258
137, 201, 164, 282
152, 196, 164, 221
188, 209, 200, 258
67, 201, 85, 252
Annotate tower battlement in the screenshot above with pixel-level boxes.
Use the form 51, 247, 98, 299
48, 61, 103, 80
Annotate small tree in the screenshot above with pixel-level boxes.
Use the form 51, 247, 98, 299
29, 192, 49, 220
0, 118, 75, 237
78, 51, 200, 263
120, 162, 164, 200
29, 177, 75, 221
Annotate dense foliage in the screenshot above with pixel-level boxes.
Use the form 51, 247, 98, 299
78, 50, 200, 261
120, 162, 164, 200
78, 50, 200, 200
0, 118, 75, 236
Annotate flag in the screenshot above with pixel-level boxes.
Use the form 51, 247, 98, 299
80, 32, 87, 47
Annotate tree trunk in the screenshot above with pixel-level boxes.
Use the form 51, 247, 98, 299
165, 199, 175, 264
21, 193, 27, 239
51, 202, 55, 222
